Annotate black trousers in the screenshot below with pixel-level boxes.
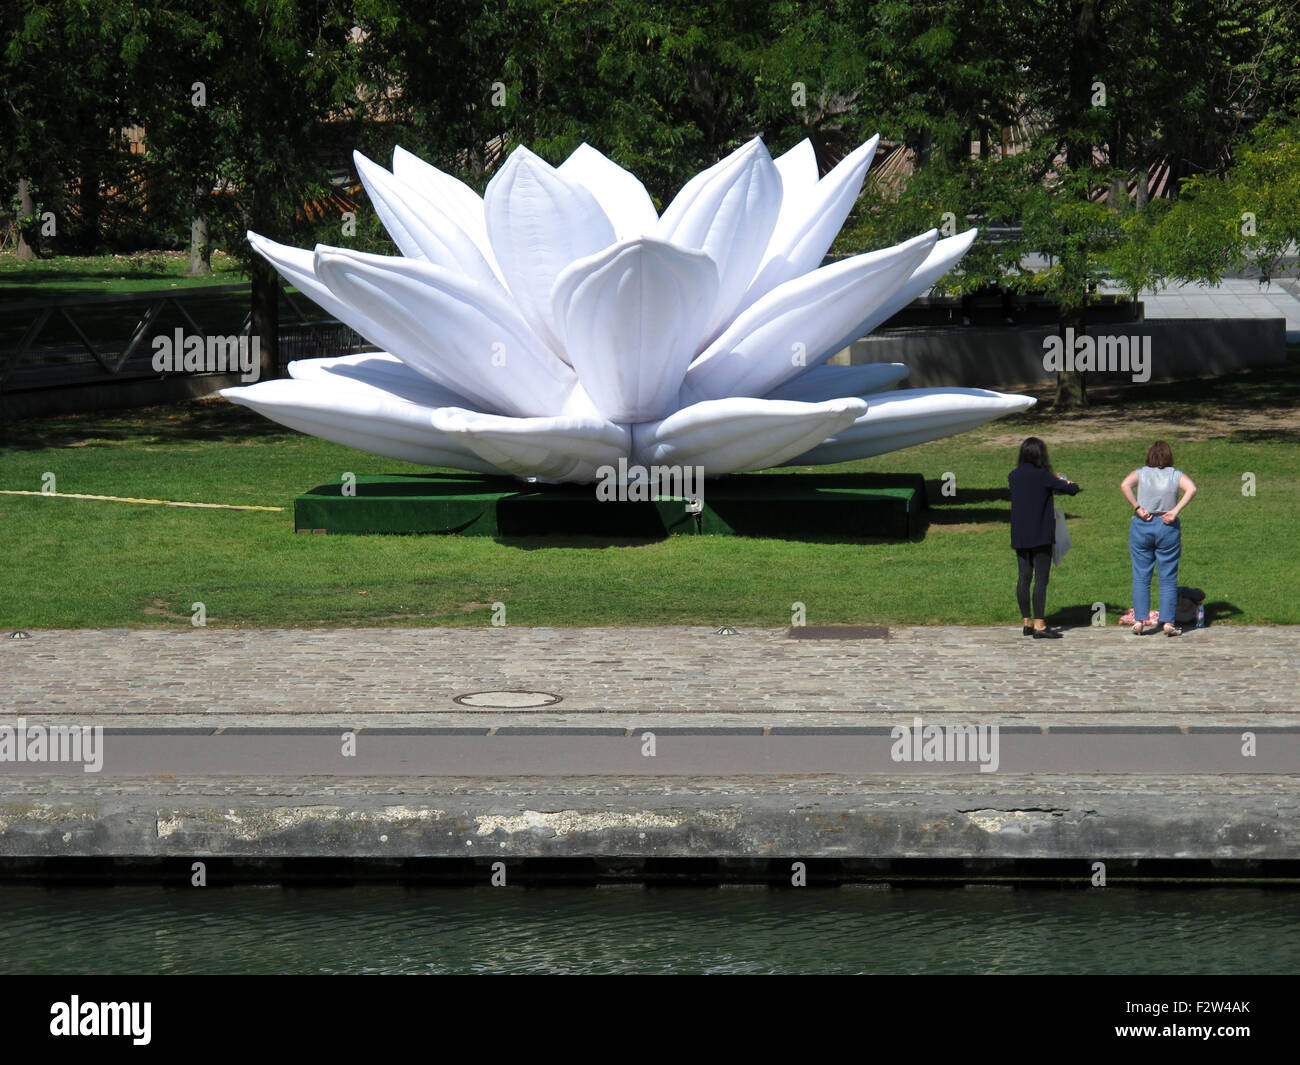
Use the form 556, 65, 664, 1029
1015, 544, 1052, 619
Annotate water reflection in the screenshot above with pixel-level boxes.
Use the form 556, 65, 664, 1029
0, 885, 1294, 974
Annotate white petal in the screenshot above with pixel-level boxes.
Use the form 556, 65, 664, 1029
763, 363, 909, 402
682, 230, 937, 403
820, 229, 979, 358
484, 145, 616, 358
743, 136, 879, 310
248, 231, 391, 343
784, 387, 1036, 465
773, 139, 819, 202
288, 352, 477, 408
311, 245, 576, 418
632, 396, 867, 475
431, 407, 630, 483
390, 146, 495, 261
221, 377, 507, 473
655, 137, 782, 340
550, 238, 719, 423
558, 143, 659, 240
354, 152, 500, 289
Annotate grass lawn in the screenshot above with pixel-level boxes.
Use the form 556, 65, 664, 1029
1, 354, 1296, 629
0, 250, 245, 302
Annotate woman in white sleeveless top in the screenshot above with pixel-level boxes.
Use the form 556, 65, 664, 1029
1120, 441, 1197, 636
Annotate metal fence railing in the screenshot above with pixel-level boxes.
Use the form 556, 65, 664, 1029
0, 282, 372, 393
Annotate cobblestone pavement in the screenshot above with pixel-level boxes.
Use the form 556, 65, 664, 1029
2, 624, 1295, 728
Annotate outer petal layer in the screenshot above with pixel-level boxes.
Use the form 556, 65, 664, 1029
632, 396, 868, 475
311, 245, 576, 418
220, 377, 507, 473
430, 408, 630, 483
763, 363, 909, 402
287, 352, 477, 408
682, 230, 937, 403
818, 229, 980, 359
551, 238, 719, 423
783, 387, 1035, 465
248, 231, 392, 345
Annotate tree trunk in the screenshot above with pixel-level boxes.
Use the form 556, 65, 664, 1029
1054, 305, 1089, 410
188, 184, 211, 275
1109, 173, 1126, 208
1066, 2, 1100, 169
15, 178, 37, 259
78, 154, 101, 252
1134, 165, 1149, 210
916, 127, 932, 170
251, 259, 279, 381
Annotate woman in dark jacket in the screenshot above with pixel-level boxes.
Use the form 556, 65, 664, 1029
1008, 437, 1080, 639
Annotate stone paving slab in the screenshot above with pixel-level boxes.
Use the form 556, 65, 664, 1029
2, 626, 1296, 728
0, 773, 1294, 859
1100, 275, 1300, 340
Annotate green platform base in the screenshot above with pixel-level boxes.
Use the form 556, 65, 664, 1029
294, 472, 927, 539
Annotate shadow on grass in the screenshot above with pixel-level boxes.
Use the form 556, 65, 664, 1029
923, 484, 1011, 503
0, 398, 293, 449
497, 530, 929, 549
1012, 348, 1300, 428
0, 267, 180, 289
924, 507, 1010, 527
496, 535, 665, 550
1227, 427, 1300, 442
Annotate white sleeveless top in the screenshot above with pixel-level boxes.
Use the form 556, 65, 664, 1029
1135, 466, 1182, 513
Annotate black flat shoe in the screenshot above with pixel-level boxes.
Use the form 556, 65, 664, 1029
1032, 628, 1063, 639
1022, 626, 1033, 636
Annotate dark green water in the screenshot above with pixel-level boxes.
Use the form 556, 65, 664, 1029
0, 885, 1295, 975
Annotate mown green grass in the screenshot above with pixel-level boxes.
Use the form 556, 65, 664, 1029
1, 358, 1296, 629
0, 251, 244, 302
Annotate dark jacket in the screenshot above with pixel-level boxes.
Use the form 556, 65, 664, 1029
1008, 463, 1080, 548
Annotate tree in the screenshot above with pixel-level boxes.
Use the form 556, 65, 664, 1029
131, 0, 367, 377
1150, 116, 1300, 285
1, 0, 150, 256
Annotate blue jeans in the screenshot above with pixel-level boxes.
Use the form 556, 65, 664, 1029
1130, 515, 1181, 622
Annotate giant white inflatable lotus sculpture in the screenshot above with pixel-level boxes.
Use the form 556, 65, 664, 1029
223, 135, 1033, 482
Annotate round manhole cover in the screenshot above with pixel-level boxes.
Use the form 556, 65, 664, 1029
452, 690, 562, 709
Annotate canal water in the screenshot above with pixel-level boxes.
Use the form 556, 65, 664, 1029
0, 885, 1295, 974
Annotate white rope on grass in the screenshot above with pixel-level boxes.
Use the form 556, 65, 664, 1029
0, 489, 283, 512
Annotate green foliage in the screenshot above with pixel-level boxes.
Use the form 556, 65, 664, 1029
1150, 116, 1300, 285
2, 0, 1298, 307
836, 152, 1038, 294
1020, 166, 1127, 312
1104, 196, 1173, 303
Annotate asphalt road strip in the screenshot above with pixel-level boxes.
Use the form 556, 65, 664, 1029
0, 726, 1294, 776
